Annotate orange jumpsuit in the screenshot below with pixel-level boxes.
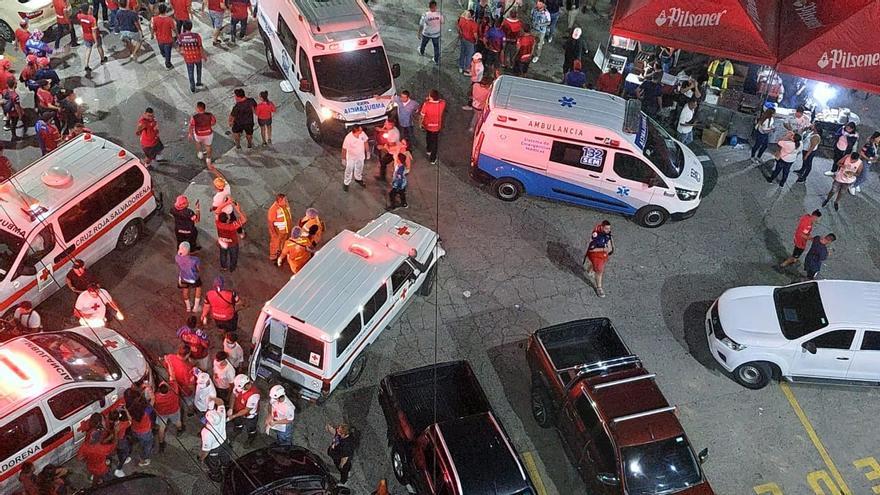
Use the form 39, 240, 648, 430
299, 215, 325, 247
279, 237, 313, 274
267, 201, 293, 260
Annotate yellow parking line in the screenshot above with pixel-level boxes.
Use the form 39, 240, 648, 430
522, 451, 548, 495
779, 382, 851, 495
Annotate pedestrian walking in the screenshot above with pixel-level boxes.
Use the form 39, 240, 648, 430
457, 10, 478, 74
151, 4, 176, 69
3, 79, 25, 142
165, 344, 197, 412
750, 108, 775, 163
299, 207, 326, 247
826, 122, 858, 175
562, 58, 587, 88
201, 276, 241, 332
375, 118, 401, 181
224, 332, 245, 373
419, 1, 444, 65
583, 220, 613, 298
562, 27, 587, 75
266, 385, 295, 446
420, 89, 446, 165
65, 259, 96, 293
176, 241, 202, 313
278, 227, 314, 274
326, 423, 356, 484
267, 193, 293, 262
851, 131, 879, 195
202, 0, 227, 46
545, 0, 562, 42
229, 88, 257, 149
565, 0, 581, 29
780, 210, 822, 269
341, 125, 369, 191
171, 195, 202, 250
822, 152, 862, 211
467, 75, 492, 132
793, 123, 821, 182
530, 1, 551, 63
77, 5, 107, 73
153, 381, 184, 452
500, 10, 522, 69
255, 91, 276, 145
804, 234, 836, 280
136, 107, 164, 167
115, 3, 143, 60
52, 0, 79, 50
107, 0, 119, 33
215, 202, 247, 272
74, 283, 123, 326
228, 374, 260, 445
676, 98, 698, 145
189, 102, 217, 163
213, 351, 235, 405
393, 90, 420, 143
170, 0, 192, 33
228, 0, 251, 43
200, 405, 232, 482
107, 408, 130, 477
387, 154, 409, 210
767, 133, 802, 187
179, 20, 206, 93
177, 316, 210, 370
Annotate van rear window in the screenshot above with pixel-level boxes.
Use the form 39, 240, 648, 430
284, 329, 324, 369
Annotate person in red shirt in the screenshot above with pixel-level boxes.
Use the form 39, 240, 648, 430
35, 112, 61, 155
15, 21, 30, 53
596, 67, 623, 96
500, 10, 522, 69
228, 0, 251, 44
107, 0, 119, 33
779, 209, 822, 268
165, 344, 196, 408
151, 4, 176, 69
170, 0, 192, 33
514, 26, 536, 76
77, 425, 116, 485
202, 0, 227, 46
154, 381, 184, 452
201, 276, 242, 332
136, 107, 163, 166
0, 145, 13, 180
189, 101, 217, 163
457, 10, 478, 74
214, 202, 248, 273
52, 0, 79, 49
77, 5, 107, 73
126, 392, 155, 467
178, 20, 206, 93
3, 79, 25, 143
255, 90, 276, 146
108, 408, 131, 477
419, 89, 446, 165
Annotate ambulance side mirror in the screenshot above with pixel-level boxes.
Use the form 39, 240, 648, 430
17, 264, 38, 278
299, 78, 313, 94
391, 63, 401, 78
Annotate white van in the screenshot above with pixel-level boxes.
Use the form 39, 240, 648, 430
249, 213, 444, 401
257, 0, 400, 143
0, 134, 158, 316
0, 327, 150, 493
471, 76, 704, 227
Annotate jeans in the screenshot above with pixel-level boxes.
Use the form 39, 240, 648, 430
751, 132, 769, 159
796, 152, 815, 180
425, 130, 440, 162
548, 12, 560, 40
274, 423, 293, 446
133, 430, 154, 460
54, 19, 78, 49
831, 148, 846, 172
109, 8, 119, 32
853, 161, 869, 187
93, 0, 108, 21
186, 62, 203, 91
400, 125, 413, 143
458, 39, 475, 71
230, 18, 247, 42
678, 130, 693, 145
769, 159, 793, 186
220, 244, 239, 271
420, 35, 440, 64
389, 188, 407, 208
116, 437, 131, 468
158, 43, 172, 66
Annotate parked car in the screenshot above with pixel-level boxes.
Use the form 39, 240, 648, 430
378, 361, 535, 495
222, 446, 350, 495
707, 280, 880, 389
73, 473, 180, 495
0, 0, 54, 43
527, 318, 713, 494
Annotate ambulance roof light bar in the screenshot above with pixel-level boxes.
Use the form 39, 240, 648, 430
349, 243, 372, 258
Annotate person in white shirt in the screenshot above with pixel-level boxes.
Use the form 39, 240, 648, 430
228, 374, 260, 445
13, 301, 42, 333
223, 331, 245, 372
341, 125, 369, 191
194, 370, 219, 420
784, 105, 810, 135
767, 133, 802, 187
419, 1, 444, 65
212, 352, 236, 406
200, 405, 231, 481
676, 99, 698, 145
266, 384, 296, 446
74, 283, 123, 326
750, 107, 776, 163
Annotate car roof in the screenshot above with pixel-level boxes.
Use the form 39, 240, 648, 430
816, 280, 880, 326
0, 134, 141, 238
436, 413, 531, 494
225, 446, 330, 494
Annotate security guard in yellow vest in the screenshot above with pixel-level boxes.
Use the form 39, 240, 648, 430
267, 193, 293, 262
277, 227, 314, 274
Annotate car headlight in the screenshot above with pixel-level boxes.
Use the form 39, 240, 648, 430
319, 107, 342, 122
676, 188, 699, 201
720, 337, 746, 351
386, 101, 398, 114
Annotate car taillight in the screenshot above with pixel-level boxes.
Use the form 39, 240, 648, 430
19, 10, 44, 20
471, 132, 485, 167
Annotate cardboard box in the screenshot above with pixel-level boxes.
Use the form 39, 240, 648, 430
702, 126, 728, 148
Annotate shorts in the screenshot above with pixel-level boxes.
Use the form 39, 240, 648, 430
158, 410, 181, 426
143, 141, 164, 159
194, 133, 214, 146
791, 246, 805, 258
208, 11, 225, 29
586, 251, 609, 272
830, 180, 851, 195
232, 122, 254, 135
177, 277, 203, 289
83, 37, 102, 48
258, 118, 272, 127
120, 31, 141, 42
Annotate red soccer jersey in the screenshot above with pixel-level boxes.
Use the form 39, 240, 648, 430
501, 18, 522, 39
458, 17, 478, 43
255, 101, 276, 120
170, 0, 191, 20
15, 28, 29, 52
216, 220, 242, 247
229, 0, 250, 19
420, 99, 446, 132
190, 112, 216, 136
516, 35, 535, 61
178, 31, 203, 64
152, 15, 175, 44
137, 116, 160, 147
107, 0, 119, 9
53, 0, 70, 24
77, 13, 98, 42
794, 214, 815, 249
78, 441, 115, 476
165, 354, 195, 396
154, 384, 181, 416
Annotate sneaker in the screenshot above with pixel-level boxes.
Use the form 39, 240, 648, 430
462, 105, 473, 110
165, 63, 173, 69
463, 70, 471, 76
532, 56, 539, 63
400, 203, 408, 208
247, 142, 253, 149
547, 36, 553, 43
71, 42, 80, 47
185, 300, 192, 312
343, 184, 349, 192
114, 469, 126, 478
848, 185, 856, 195
856, 185, 862, 193
196, 82, 205, 87
431, 159, 438, 165
84, 66, 91, 73
355, 179, 366, 188
123, 457, 132, 465
795, 178, 806, 183
822, 198, 829, 207
824, 171, 834, 176
458, 68, 463, 74
833, 203, 839, 211
197, 151, 204, 160
596, 287, 606, 298
138, 459, 151, 467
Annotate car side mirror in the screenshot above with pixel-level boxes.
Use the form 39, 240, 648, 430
299, 78, 313, 93
391, 63, 401, 78
279, 80, 295, 94
17, 264, 38, 277
597, 473, 620, 486
334, 487, 352, 495
698, 447, 709, 464
802, 342, 817, 354
98, 397, 106, 408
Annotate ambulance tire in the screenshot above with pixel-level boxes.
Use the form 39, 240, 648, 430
117, 220, 143, 250
342, 352, 367, 388
391, 444, 409, 485
493, 178, 523, 201
418, 264, 436, 296
263, 35, 279, 72
0, 21, 13, 43
306, 108, 323, 144
634, 206, 669, 228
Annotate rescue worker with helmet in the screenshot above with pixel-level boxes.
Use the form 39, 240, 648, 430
227, 374, 260, 446
266, 384, 296, 446
199, 403, 232, 481
266, 193, 293, 263
298, 207, 325, 248
277, 226, 314, 274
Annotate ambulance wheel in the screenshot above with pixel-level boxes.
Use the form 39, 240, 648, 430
263, 38, 278, 71
306, 108, 323, 144
391, 444, 409, 485
342, 353, 367, 388
635, 206, 669, 228
117, 220, 142, 250
0, 21, 13, 43
418, 264, 436, 296
493, 178, 523, 201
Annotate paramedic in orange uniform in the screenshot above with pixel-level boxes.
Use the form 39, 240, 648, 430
277, 227, 314, 274
298, 207, 325, 248
266, 193, 292, 262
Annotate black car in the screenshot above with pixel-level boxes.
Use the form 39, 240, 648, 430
222, 446, 351, 495
73, 474, 180, 495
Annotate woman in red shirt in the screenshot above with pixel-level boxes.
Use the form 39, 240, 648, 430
126, 392, 155, 467
255, 90, 277, 146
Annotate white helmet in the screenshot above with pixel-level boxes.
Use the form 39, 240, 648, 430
196, 371, 210, 386
269, 384, 286, 400
233, 374, 250, 392
205, 409, 223, 427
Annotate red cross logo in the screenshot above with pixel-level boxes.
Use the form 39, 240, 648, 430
103, 340, 119, 349
396, 226, 410, 236
401, 288, 407, 300
77, 418, 90, 433
39, 268, 50, 282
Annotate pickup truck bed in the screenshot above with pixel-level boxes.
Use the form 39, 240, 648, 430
534, 318, 635, 387
380, 361, 491, 437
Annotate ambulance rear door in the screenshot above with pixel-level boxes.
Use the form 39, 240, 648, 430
279, 321, 326, 397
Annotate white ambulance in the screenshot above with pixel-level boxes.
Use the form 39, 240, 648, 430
249, 213, 444, 402
0, 134, 159, 316
257, 0, 400, 143
0, 327, 150, 493
471, 76, 704, 227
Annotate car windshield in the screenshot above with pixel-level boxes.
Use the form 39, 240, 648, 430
621, 436, 703, 495
0, 228, 25, 281
773, 282, 829, 339
313, 47, 393, 101
28, 333, 119, 382
642, 115, 684, 179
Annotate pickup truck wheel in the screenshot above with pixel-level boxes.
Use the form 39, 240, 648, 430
733, 362, 772, 389
342, 353, 367, 388
391, 445, 409, 485
530, 383, 555, 428
418, 264, 437, 296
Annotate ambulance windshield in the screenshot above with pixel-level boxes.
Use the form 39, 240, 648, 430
28, 333, 119, 382
642, 116, 684, 179
314, 47, 393, 101
0, 228, 25, 281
